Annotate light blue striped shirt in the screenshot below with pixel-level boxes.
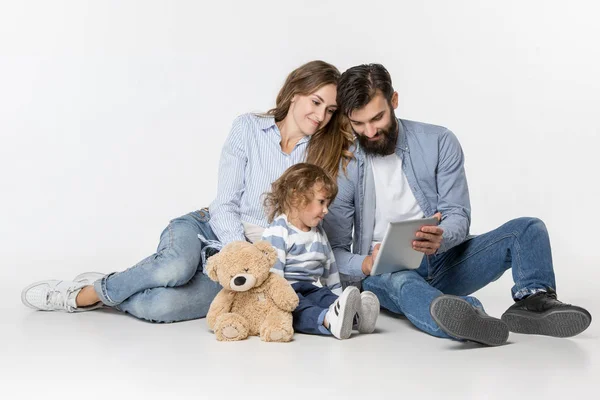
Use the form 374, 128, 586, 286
262, 214, 342, 295
209, 114, 309, 245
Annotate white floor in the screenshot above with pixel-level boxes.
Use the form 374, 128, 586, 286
2, 274, 598, 400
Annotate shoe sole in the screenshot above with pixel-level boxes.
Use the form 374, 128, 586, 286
334, 287, 361, 340
501, 308, 591, 337
430, 295, 509, 346
358, 292, 380, 334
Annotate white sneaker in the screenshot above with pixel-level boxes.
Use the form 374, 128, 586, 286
21, 279, 103, 312
355, 291, 380, 334
325, 286, 361, 339
73, 271, 105, 285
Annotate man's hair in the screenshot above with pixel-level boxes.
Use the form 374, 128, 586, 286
337, 64, 395, 116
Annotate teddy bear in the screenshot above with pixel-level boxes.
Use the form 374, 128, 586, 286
205, 240, 299, 342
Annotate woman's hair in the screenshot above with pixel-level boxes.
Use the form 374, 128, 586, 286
263, 163, 338, 223
265, 60, 354, 178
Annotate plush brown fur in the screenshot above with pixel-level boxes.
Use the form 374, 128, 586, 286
205, 241, 299, 342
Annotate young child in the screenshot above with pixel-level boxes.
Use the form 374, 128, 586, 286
262, 163, 380, 340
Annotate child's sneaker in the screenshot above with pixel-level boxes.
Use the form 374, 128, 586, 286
355, 291, 380, 333
325, 286, 361, 339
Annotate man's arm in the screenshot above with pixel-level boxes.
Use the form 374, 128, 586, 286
323, 165, 368, 279
319, 230, 342, 296
435, 129, 471, 253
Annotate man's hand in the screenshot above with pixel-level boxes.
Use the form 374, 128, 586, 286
361, 243, 381, 275
413, 212, 444, 256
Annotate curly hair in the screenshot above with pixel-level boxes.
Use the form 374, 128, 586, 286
263, 163, 338, 223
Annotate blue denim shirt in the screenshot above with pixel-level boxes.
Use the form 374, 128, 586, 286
323, 118, 471, 280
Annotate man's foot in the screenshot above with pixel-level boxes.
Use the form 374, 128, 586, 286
354, 291, 380, 334
430, 295, 509, 346
21, 279, 103, 312
501, 288, 591, 337
325, 286, 361, 340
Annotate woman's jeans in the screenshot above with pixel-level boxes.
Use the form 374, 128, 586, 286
362, 217, 556, 338
93, 210, 222, 323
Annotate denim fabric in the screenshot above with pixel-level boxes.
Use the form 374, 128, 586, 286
363, 217, 555, 338
325, 119, 472, 278
93, 210, 222, 323
291, 282, 338, 335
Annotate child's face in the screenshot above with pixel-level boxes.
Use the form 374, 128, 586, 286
295, 186, 331, 231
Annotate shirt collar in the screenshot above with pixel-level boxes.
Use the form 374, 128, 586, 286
255, 114, 277, 130
396, 118, 408, 152
259, 115, 310, 146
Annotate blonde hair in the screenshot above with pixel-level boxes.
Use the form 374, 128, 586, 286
263, 163, 338, 223
265, 60, 354, 178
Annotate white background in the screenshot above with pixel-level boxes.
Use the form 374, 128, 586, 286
1, 1, 599, 398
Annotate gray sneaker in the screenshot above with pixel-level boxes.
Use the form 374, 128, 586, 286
430, 295, 509, 346
355, 291, 380, 334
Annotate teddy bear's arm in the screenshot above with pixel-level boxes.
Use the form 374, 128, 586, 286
206, 290, 236, 330
263, 273, 299, 312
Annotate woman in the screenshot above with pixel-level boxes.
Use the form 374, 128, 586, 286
21, 60, 354, 323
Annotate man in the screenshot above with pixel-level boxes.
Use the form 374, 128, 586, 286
324, 63, 591, 346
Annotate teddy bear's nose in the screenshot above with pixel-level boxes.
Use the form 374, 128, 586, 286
233, 276, 247, 286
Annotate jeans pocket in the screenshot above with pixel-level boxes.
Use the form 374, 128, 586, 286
192, 208, 211, 223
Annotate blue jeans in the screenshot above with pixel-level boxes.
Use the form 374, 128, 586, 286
363, 217, 556, 338
291, 282, 338, 336
93, 210, 222, 323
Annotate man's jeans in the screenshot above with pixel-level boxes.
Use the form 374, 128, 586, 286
363, 217, 556, 338
93, 210, 222, 323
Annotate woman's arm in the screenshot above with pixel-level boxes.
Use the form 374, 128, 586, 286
209, 116, 249, 245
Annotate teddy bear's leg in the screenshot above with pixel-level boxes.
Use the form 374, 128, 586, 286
260, 309, 294, 342
214, 313, 250, 341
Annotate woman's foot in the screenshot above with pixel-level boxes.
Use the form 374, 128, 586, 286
21, 276, 103, 312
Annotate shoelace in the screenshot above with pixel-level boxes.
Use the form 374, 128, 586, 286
45, 286, 76, 311
46, 289, 67, 310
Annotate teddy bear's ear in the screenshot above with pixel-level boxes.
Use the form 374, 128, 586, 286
205, 253, 221, 282
254, 241, 277, 264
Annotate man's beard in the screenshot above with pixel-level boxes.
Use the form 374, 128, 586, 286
356, 112, 398, 156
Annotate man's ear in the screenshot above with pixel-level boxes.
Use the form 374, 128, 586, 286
391, 91, 399, 109
205, 254, 221, 282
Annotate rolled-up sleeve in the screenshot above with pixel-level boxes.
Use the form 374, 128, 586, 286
436, 129, 471, 253
209, 116, 249, 245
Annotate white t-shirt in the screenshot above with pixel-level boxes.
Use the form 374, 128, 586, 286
370, 153, 424, 248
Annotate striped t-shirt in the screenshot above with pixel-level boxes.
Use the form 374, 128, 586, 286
261, 214, 342, 296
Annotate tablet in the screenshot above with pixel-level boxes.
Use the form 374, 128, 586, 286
370, 217, 439, 276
